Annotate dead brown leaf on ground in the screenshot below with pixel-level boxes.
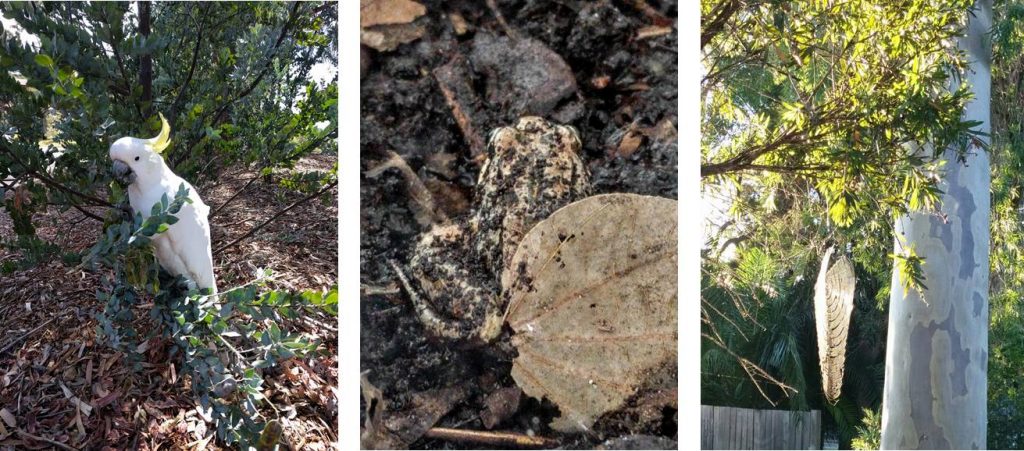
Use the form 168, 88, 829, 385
503, 193, 678, 433
360, 0, 425, 28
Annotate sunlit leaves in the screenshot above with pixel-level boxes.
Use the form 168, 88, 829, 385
901, 166, 944, 212
702, 0, 982, 230
891, 245, 928, 296
33, 53, 53, 68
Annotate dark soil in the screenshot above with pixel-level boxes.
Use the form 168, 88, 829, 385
360, 0, 678, 448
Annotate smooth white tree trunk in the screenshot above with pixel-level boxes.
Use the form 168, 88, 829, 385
881, 1, 991, 449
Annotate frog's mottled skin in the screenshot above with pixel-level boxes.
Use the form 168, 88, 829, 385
401, 117, 591, 345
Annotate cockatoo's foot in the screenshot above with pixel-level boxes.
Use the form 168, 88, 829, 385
116, 200, 134, 223
156, 268, 192, 298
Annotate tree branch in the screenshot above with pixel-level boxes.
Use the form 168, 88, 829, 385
701, 0, 741, 50
138, 0, 153, 118
282, 125, 337, 163
0, 144, 114, 208
178, 2, 303, 164
168, 3, 207, 125
213, 179, 336, 256
209, 175, 258, 219
71, 203, 104, 222
208, 1, 302, 124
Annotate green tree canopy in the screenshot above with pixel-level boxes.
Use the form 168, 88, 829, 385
0, 1, 337, 231
702, 0, 981, 228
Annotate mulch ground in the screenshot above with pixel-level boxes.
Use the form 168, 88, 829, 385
0, 154, 338, 450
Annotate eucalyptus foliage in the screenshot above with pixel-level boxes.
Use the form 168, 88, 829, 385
0, 1, 337, 240
702, 0, 983, 228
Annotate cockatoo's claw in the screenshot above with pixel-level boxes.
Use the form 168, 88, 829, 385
116, 201, 133, 223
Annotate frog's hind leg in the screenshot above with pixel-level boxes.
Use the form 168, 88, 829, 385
390, 225, 504, 345
391, 260, 475, 342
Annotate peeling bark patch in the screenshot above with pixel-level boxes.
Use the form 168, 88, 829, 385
936, 309, 971, 397
946, 163, 978, 279
907, 304, 972, 447
908, 324, 951, 449
973, 292, 984, 318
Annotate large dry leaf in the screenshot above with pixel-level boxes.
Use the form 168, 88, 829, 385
502, 193, 677, 433
814, 246, 856, 403
360, 0, 427, 51
361, 23, 426, 52
360, 0, 425, 28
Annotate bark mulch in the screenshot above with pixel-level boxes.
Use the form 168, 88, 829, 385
0, 154, 338, 450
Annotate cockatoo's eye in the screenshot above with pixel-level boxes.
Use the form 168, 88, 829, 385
134, 156, 140, 161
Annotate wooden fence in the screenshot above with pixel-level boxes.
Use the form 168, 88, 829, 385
701, 405, 822, 450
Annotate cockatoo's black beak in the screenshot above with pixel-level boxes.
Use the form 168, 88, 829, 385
111, 160, 136, 186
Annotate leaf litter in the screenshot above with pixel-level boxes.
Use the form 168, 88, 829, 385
0, 156, 338, 450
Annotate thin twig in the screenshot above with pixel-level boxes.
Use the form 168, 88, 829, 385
424, 427, 557, 449
0, 144, 114, 208
366, 150, 447, 225
0, 317, 56, 355
485, 0, 516, 37
16, 429, 79, 451
209, 175, 259, 219
213, 180, 337, 255
624, 0, 672, 25
71, 203, 104, 222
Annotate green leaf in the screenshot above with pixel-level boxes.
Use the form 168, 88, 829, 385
34, 54, 54, 68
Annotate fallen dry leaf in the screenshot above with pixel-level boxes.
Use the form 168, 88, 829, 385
359, 0, 427, 51
479, 386, 522, 429
361, 23, 426, 52
0, 408, 14, 428
360, 0, 425, 28
616, 127, 645, 158
502, 193, 678, 433
469, 32, 578, 117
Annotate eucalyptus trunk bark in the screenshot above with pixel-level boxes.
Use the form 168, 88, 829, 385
880, 1, 991, 448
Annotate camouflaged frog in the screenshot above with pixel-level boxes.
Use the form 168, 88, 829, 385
393, 116, 591, 345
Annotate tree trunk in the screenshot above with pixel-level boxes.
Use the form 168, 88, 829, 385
138, 0, 152, 119
880, 1, 991, 449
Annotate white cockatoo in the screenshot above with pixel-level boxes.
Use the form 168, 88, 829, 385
109, 114, 216, 293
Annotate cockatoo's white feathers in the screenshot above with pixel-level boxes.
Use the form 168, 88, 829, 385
109, 114, 216, 292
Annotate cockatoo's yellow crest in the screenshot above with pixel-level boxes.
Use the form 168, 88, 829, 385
147, 113, 171, 154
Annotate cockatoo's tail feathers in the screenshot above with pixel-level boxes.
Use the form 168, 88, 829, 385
148, 113, 171, 154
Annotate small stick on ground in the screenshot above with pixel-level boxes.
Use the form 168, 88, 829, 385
0, 317, 56, 355
624, 0, 673, 26
424, 427, 558, 449
433, 59, 487, 159
17, 429, 80, 451
366, 150, 447, 226
213, 180, 337, 255
485, 0, 516, 38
